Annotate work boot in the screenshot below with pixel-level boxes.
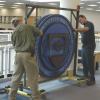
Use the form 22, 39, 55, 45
77, 76, 89, 80
8, 88, 17, 100
30, 90, 46, 100
86, 80, 95, 86
8, 94, 16, 100
30, 96, 41, 100
8, 96, 16, 100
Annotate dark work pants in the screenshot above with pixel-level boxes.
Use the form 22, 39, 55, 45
82, 46, 95, 81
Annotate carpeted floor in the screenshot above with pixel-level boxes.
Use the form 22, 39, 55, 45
44, 70, 100, 100
0, 69, 100, 100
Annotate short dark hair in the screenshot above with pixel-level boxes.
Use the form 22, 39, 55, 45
79, 15, 86, 19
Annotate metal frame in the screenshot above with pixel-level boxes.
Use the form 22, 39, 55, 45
25, 4, 80, 25
0, 48, 4, 75
24, 4, 80, 86
8, 47, 15, 74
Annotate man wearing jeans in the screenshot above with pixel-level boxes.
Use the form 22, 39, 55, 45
75, 15, 96, 85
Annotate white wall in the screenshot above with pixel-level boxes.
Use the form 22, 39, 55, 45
0, 8, 59, 29
0, 8, 25, 29
0, 8, 25, 16
31, 8, 59, 16
80, 10, 100, 51
80, 9, 100, 32
0, 7, 100, 31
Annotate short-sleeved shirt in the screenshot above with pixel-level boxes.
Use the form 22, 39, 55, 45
11, 24, 41, 53
81, 21, 95, 49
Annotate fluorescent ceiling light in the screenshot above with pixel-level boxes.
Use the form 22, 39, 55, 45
26, 0, 37, 1
14, 3, 24, 5
28, 7, 32, 8
80, 3, 85, 4
96, 10, 100, 11
0, 1, 6, 2
97, 2, 100, 3
86, 8, 93, 10
38, 0, 59, 2
48, 3, 57, 5
81, 0, 89, 1
39, 0, 59, 1
11, 7, 17, 8
13, 5, 19, 6
0, 4, 5, 5
88, 5, 97, 7
81, 0, 97, 1
0, 6, 3, 7
26, 0, 59, 2
80, 7, 84, 8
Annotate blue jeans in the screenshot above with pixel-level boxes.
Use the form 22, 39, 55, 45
82, 46, 95, 81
